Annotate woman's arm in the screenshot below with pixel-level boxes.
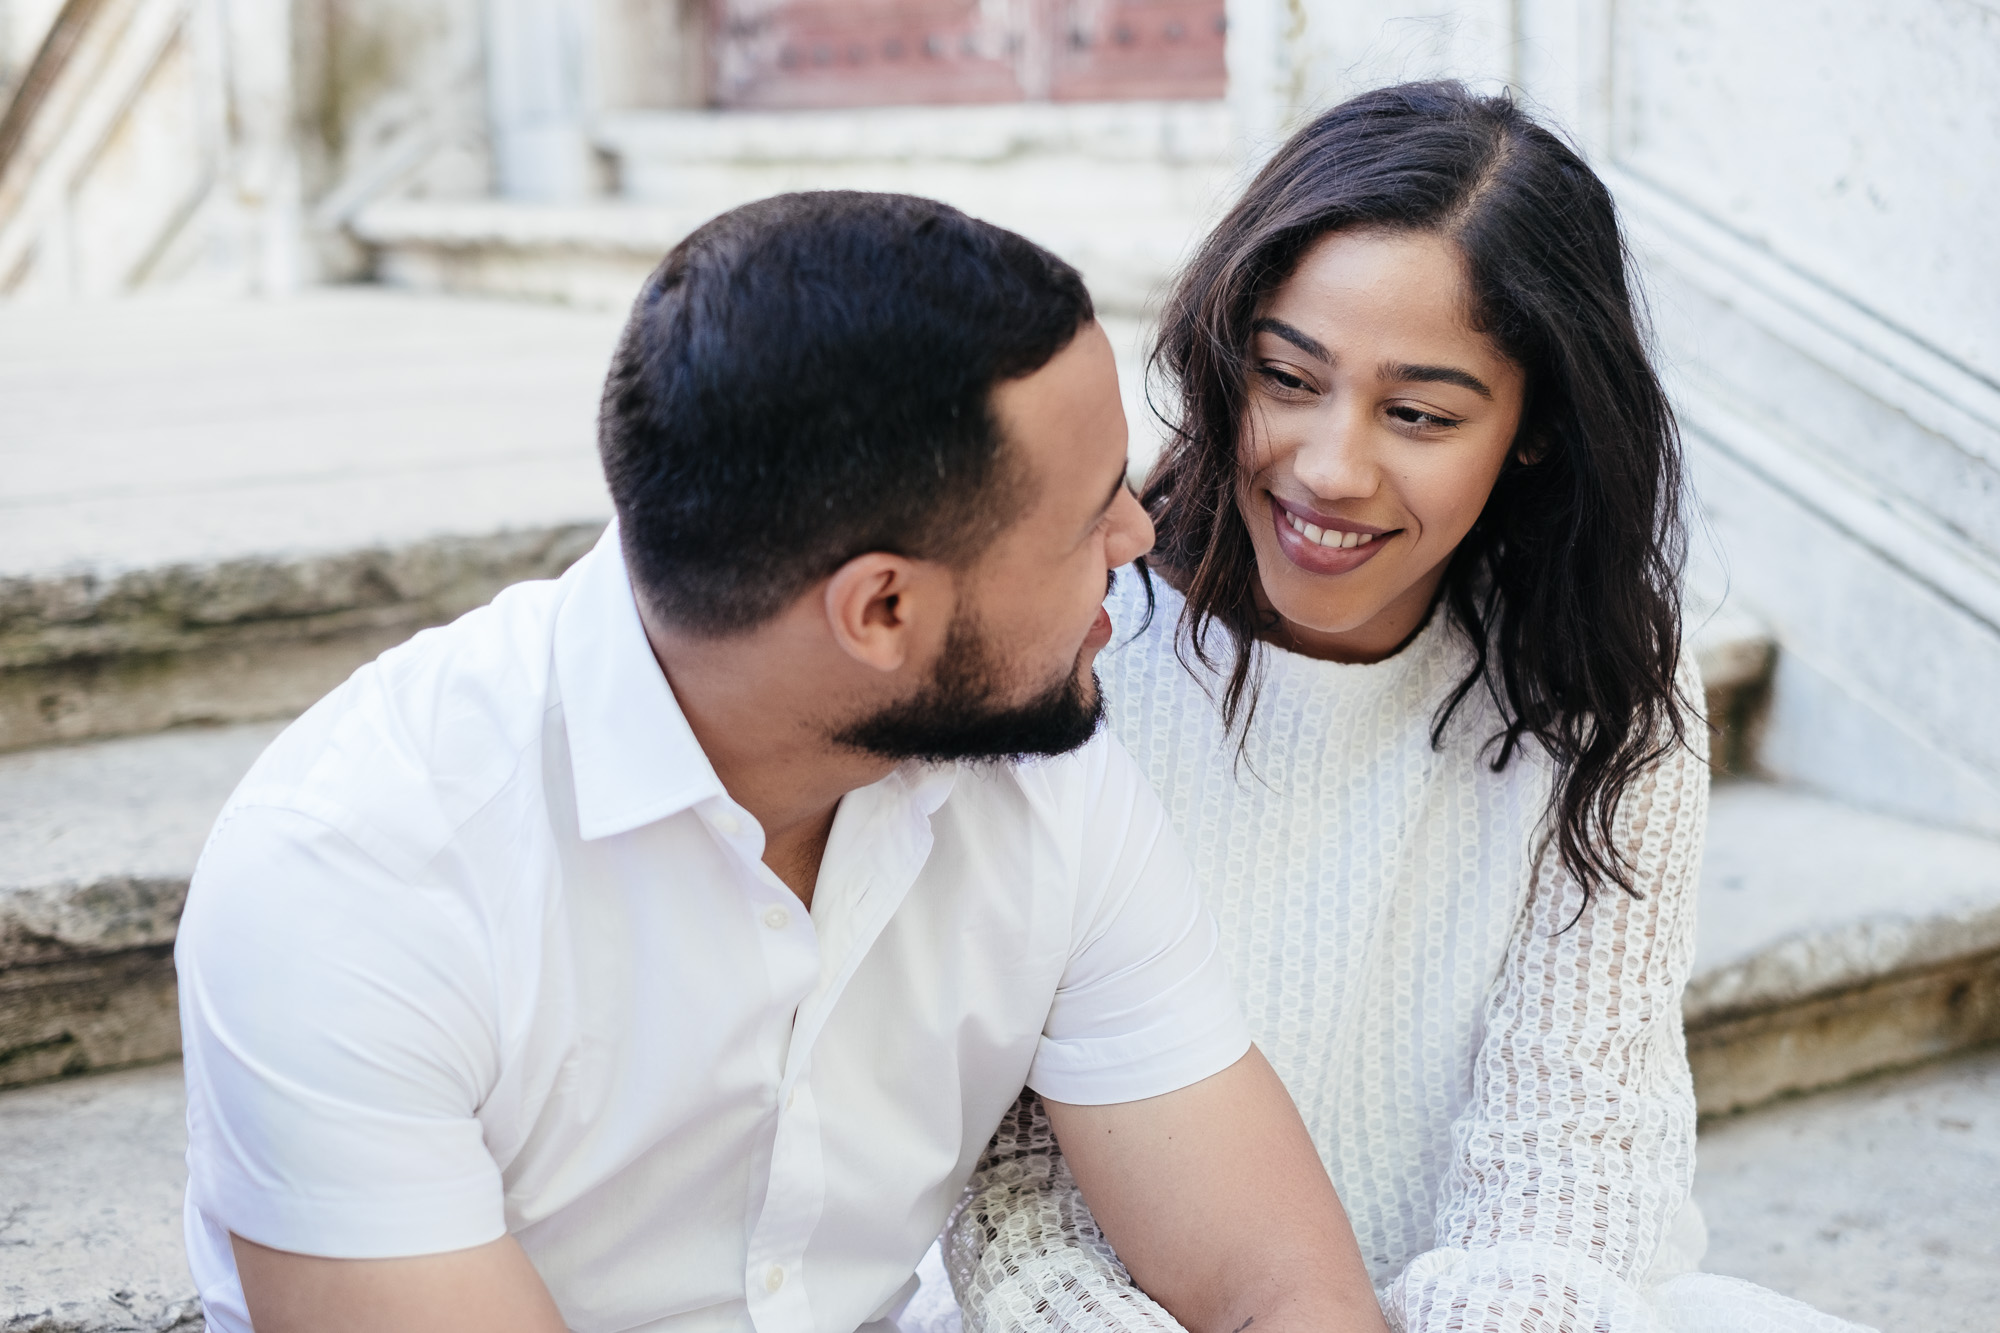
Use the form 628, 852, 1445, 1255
945, 1089, 1184, 1333
1382, 684, 1710, 1331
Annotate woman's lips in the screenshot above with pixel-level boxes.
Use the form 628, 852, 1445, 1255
1268, 495, 1396, 575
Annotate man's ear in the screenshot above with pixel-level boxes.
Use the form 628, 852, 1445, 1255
822, 553, 951, 674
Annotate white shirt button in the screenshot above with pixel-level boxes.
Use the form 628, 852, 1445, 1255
785, 1086, 797, 1111
764, 1264, 785, 1293
711, 810, 742, 836
762, 905, 791, 931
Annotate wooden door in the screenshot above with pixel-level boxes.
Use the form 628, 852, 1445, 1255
710, 0, 1225, 109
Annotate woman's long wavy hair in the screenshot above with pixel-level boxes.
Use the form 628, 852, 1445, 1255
1144, 81, 1690, 899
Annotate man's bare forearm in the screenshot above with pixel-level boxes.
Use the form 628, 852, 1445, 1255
231, 1233, 569, 1333
1047, 1048, 1388, 1333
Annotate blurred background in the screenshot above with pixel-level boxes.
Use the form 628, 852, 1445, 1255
1, 1, 1997, 1329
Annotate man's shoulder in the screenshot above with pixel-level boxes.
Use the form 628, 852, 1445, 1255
215, 574, 571, 877
948, 729, 1154, 836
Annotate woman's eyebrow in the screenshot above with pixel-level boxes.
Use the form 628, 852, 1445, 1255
1251, 317, 1329, 362
1382, 361, 1493, 399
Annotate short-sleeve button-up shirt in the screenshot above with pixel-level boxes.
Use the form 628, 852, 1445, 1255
177, 524, 1250, 1333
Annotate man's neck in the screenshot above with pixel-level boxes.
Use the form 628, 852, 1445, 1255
638, 608, 897, 910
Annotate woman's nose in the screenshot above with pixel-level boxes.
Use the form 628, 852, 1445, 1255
1289, 409, 1381, 502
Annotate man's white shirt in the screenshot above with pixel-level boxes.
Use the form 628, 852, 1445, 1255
176, 524, 1250, 1333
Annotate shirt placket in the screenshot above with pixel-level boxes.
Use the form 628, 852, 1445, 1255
732, 781, 940, 1333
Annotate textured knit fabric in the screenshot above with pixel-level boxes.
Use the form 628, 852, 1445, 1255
941, 571, 1870, 1333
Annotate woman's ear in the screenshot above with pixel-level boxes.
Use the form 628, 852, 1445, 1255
1512, 428, 1547, 467
822, 553, 950, 674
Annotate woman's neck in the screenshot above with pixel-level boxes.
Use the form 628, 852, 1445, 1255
1260, 565, 1448, 665
1148, 560, 1443, 666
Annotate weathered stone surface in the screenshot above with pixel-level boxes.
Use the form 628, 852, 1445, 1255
1697, 1044, 2000, 1330
1687, 782, 2000, 1113
0, 723, 279, 1086
0, 291, 618, 580
358, 101, 1236, 320
1690, 783, 2000, 1019
0, 948, 179, 1091
1688, 950, 2000, 1117
0, 1062, 199, 1333
1686, 595, 1774, 776
0, 724, 284, 959
0, 526, 603, 753
0, 290, 618, 751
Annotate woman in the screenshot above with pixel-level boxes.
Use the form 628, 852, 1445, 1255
935, 83, 1864, 1332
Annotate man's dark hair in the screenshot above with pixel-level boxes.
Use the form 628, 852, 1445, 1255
599, 190, 1094, 635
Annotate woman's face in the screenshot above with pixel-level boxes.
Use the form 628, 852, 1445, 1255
1235, 227, 1527, 663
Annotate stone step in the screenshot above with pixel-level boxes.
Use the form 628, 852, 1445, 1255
1686, 594, 1775, 777
9, 1045, 1997, 1331
0, 1061, 199, 1333
354, 100, 1239, 320
0, 722, 282, 1087
1690, 1043, 2000, 1327
0, 289, 620, 754
1686, 781, 2000, 1115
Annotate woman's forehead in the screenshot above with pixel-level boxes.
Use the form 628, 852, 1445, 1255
1259, 231, 1517, 381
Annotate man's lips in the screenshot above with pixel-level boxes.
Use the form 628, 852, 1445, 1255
1084, 604, 1114, 650
1267, 495, 1397, 574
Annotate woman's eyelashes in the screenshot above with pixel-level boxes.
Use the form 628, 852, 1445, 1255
1386, 403, 1464, 430
1254, 365, 1466, 434
1253, 363, 1318, 396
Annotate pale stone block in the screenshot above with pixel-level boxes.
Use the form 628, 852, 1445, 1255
0, 1062, 199, 1332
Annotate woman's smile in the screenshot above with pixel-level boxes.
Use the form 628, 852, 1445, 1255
1267, 493, 1398, 575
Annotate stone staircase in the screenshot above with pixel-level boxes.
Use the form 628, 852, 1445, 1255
351, 100, 1243, 320
3, 287, 1999, 1328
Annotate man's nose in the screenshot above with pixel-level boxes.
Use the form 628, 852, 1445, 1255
1106, 485, 1155, 567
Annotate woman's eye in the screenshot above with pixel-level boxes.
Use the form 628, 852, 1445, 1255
1388, 405, 1463, 429
1255, 366, 1311, 393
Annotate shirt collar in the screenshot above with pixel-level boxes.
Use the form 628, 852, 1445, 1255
554, 521, 726, 841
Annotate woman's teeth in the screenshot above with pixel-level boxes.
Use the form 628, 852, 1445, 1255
1284, 509, 1380, 549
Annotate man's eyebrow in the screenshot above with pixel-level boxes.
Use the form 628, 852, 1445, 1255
1081, 460, 1129, 536
1250, 317, 1330, 362
1382, 361, 1494, 399
1097, 462, 1129, 514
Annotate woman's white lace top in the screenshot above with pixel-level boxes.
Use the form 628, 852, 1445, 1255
942, 572, 1864, 1333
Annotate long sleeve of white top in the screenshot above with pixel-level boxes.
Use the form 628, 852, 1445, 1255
944, 724, 1712, 1333
1380, 719, 1708, 1330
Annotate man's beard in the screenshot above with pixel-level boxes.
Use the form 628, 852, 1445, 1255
834, 611, 1104, 764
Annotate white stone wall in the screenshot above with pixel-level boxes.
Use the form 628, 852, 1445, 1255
0, 0, 493, 295
0, 0, 65, 101
0, 0, 305, 298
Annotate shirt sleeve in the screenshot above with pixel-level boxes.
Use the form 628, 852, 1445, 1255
1382, 677, 1710, 1331
1025, 736, 1251, 1106
176, 803, 509, 1260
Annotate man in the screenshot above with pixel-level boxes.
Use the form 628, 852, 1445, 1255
175, 192, 1387, 1333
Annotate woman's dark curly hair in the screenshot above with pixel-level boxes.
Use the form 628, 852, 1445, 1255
1144, 81, 1690, 898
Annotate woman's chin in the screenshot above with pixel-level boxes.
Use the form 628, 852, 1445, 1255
1255, 559, 1379, 634
1266, 592, 1383, 646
